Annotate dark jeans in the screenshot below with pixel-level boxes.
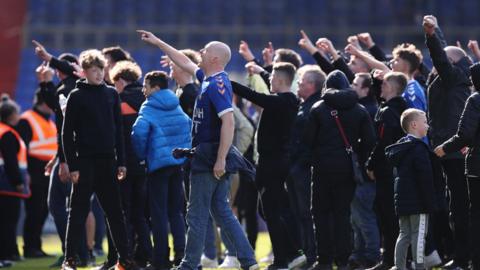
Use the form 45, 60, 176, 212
257, 155, 300, 266
106, 172, 152, 263
286, 161, 316, 263
375, 177, 399, 266
64, 158, 130, 261
311, 169, 356, 266
442, 159, 470, 268
92, 195, 106, 251
0, 196, 20, 260
148, 165, 186, 268
468, 177, 480, 270
23, 169, 50, 251
48, 161, 88, 259
235, 176, 258, 250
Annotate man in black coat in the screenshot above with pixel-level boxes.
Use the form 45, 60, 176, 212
424, 15, 472, 270
232, 62, 306, 270
435, 62, 480, 270
304, 71, 375, 270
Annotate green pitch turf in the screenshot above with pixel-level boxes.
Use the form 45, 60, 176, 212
10, 233, 272, 270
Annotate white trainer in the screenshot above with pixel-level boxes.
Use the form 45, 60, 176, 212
201, 254, 219, 268
219, 255, 241, 269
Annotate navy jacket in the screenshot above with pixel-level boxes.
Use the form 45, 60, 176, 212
385, 136, 437, 216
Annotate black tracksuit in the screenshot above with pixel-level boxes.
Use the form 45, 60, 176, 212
62, 79, 130, 262
105, 82, 153, 264
366, 96, 407, 266
232, 81, 301, 266
0, 131, 22, 261
304, 88, 375, 266
15, 108, 52, 253
426, 33, 472, 268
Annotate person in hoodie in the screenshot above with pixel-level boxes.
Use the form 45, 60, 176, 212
351, 73, 378, 121
434, 62, 480, 270
232, 62, 306, 270
365, 72, 408, 270
385, 108, 436, 270
423, 16, 473, 270
304, 70, 376, 270
97, 60, 152, 269
131, 71, 191, 270
61, 49, 136, 270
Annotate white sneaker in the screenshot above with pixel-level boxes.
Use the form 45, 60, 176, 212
260, 252, 274, 264
248, 264, 260, 270
201, 254, 219, 268
424, 250, 442, 269
219, 256, 241, 269
288, 254, 307, 269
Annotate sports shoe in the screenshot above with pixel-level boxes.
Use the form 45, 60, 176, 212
260, 252, 274, 264
264, 263, 288, 270
61, 258, 77, 270
365, 262, 393, 270
442, 260, 466, 270
424, 250, 442, 269
219, 256, 241, 269
247, 264, 260, 270
115, 259, 140, 270
307, 262, 332, 270
201, 254, 218, 268
288, 254, 307, 269
92, 260, 116, 270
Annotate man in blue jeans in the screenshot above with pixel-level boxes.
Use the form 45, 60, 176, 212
138, 30, 258, 270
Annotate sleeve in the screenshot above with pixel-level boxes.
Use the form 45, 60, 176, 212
443, 94, 480, 154
0, 132, 22, 186
15, 119, 33, 149
312, 51, 335, 74
62, 93, 79, 171
434, 26, 448, 49
426, 33, 456, 87
207, 79, 234, 117
113, 91, 125, 167
368, 45, 388, 62
259, 70, 271, 89
131, 113, 150, 161
413, 145, 437, 213
49, 57, 76, 77
303, 105, 320, 150
56, 114, 66, 162
333, 58, 355, 83
359, 110, 376, 164
38, 82, 59, 112
231, 81, 284, 110
195, 69, 204, 83
402, 83, 427, 112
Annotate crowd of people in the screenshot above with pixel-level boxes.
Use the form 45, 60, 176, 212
0, 14, 479, 270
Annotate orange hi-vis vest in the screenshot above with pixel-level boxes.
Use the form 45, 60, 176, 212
21, 110, 58, 161
0, 122, 30, 198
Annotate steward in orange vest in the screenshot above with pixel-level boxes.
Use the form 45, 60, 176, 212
16, 94, 56, 257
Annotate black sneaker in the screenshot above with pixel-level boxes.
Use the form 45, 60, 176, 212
49, 255, 65, 268
61, 258, 77, 270
442, 260, 466, 270
265, 263, 289, 270
365, 262, 393, 270
92, 260, 116, 270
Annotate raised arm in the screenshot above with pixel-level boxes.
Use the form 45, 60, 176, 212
345, 44, 390, 72
137, 30, 198, 76
357, 32, 388, 62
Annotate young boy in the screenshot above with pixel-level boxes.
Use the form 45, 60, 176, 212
131, 71, 191, 269
385, 109, 437, 270
61, 49, 137, 270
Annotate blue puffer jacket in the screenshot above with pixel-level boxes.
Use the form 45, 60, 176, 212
132, 89, 192, 173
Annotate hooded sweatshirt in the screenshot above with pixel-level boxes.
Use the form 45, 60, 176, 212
385, 135, 437, 216
131, 89, 192, 173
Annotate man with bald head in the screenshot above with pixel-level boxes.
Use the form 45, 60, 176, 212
138, 30, 258, 270
423, 15, 472, 270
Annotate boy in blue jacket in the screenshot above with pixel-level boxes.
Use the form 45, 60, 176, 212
385, 109, 436, 270
131, 71, 191, 270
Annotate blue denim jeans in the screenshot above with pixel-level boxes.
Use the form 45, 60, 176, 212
180, 172, 256, 270
350, 181, 380, 263
148, 165, 186, 268
47, 161, 88, 260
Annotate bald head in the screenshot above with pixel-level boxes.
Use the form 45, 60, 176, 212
445, 46, 467, 63
205, 41, 231, 67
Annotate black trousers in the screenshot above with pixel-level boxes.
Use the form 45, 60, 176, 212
257, 155, 300, 266
235, 174, 258, 250
468, 177, 480, 270
0, 196, 21, 260
374, 177, 399, 266
65, 158, 130, 261
311, 169, 356, 266
106, 172, 152, 264
442, 159, 470, 268
23, 168, 50, 251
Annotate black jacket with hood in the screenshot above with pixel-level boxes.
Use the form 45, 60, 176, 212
385, 136, 437, 216
304, 71, 375, 174
426, 33, 472, 159
441, 63, 480, 177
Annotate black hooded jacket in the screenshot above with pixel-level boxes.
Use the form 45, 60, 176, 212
385, 136, 437, 216
119, 82, 146, 174
426, 33, 472, 159
304, 88, 375, 173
